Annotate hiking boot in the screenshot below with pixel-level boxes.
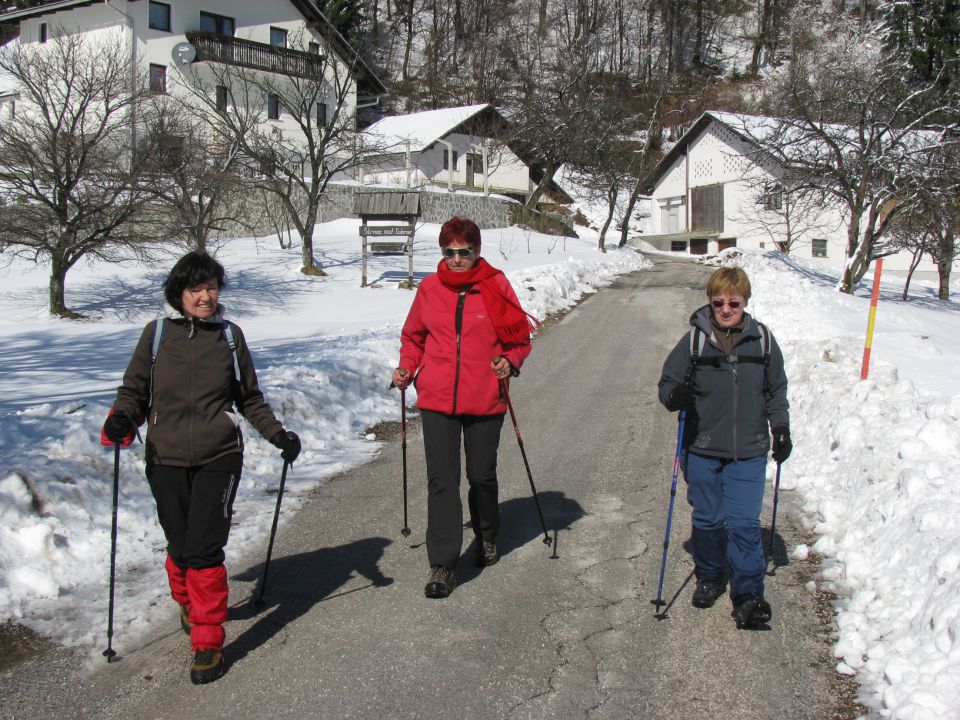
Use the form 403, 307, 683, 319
733, 593, 772, 629
189, 648, 224, 685
475, 539, 499, 567
424, 565, 456, 599
179, 604, 192, 636
691, 579, 725, 609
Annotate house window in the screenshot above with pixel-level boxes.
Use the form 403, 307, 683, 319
308, 41, 320, 54
812, 238, 828, 258
270, 27, 288, 47
199, 12, 234, 36
215, 85, 227, 114
761, 182, 783, 211
671, 240, 687, 252
149, 2, 171, 31
316, 102, 327, 126
691, 184, 723, 233
149, 64, 167, 94
267, 94, 280, 120
157, 134, 184, 170
39, 23, 47, 43
443, 149, 458, 170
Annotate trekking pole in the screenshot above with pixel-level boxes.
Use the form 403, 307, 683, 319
500, 379, 552, 547
103, 443, 121, 662
767, 462, 783, 564
399, 385, 411, 537
254, 459, 290, 609
651, 410, 686, 618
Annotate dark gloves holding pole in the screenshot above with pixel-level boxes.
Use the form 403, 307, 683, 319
102, 411, 135, 446
666, 384, 696, 412
771, 426, 792, 463
271, 430, 301, 463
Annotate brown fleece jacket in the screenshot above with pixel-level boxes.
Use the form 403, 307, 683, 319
112, 313, 283, 467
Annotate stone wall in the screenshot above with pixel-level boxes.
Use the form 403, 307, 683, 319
316, 183, 515, 229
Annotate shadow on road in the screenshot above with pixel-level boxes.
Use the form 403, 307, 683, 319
456, 490, 586, 585
226, 537, 394, 664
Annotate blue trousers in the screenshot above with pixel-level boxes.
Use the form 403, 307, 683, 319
682, 452, 767, 599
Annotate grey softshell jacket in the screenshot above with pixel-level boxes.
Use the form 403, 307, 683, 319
658, 305, 789, 460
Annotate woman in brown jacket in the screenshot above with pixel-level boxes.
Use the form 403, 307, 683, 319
102, 251, 300, 684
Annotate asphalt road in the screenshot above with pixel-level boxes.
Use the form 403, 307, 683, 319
0, 255, 846, 720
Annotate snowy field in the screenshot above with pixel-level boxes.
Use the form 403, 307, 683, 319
1, 217, 959, 719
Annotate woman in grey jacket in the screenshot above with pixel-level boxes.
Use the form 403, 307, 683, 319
658, 266, 791, 629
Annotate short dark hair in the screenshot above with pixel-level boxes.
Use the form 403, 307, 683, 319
163, 251, 226, 313
439, 216, 481, 249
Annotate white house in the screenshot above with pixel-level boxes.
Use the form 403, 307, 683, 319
359, 103, 572, 206
634, 110, 955, 282
0, 0, 387, 138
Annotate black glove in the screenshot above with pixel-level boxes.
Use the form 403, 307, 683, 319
666, 384, 696, 412
103, 413, 134, 443
271, 430, 301, 463
771, 426, 792, 463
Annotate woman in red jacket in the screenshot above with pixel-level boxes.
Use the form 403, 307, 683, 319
392, 217, 534, 598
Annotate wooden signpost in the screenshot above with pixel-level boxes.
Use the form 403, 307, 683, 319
353, 191, 421, 288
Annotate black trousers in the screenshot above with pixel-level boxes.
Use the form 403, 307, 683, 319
420, 409, 505, 569
146, 454, 243, 569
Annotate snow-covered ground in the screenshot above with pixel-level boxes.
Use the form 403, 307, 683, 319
1, 219, 959, 719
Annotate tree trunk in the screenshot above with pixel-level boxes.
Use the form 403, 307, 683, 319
299, 206, 326, 276
598, 183, 618, 253
938, 229, 954, 300
524, 163, 556, 210
901, 248, 923, 300
402, 0, 414, 81
749, 0, 772, 75
49, 250, 79, 318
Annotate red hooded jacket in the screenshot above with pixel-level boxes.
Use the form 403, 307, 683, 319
399, 273, 532, 416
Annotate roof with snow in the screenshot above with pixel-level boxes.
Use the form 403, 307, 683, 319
363, 104, 498, 153
644, 110, 946, 192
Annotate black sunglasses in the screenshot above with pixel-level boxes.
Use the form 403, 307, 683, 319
442, 247, 476, 258
712, 299, 742, 309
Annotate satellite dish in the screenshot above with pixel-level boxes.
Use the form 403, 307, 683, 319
171, 42, 196, 65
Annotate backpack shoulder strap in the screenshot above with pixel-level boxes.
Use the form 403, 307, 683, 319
756, 321, 771, 365
222, 320, 241, 383
689, 326, 707, 362
148, 318, 166, 407
151, 318, 166, 363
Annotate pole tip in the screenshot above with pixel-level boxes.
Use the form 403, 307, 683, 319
401, 527, 411, 537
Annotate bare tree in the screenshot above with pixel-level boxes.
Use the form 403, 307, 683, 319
177, 30, 379, 275
143, 101, 249, 252
0, 31, 155, 317
748, 26, 956, 293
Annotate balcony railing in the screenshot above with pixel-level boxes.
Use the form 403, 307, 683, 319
185, 32, 326, 81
